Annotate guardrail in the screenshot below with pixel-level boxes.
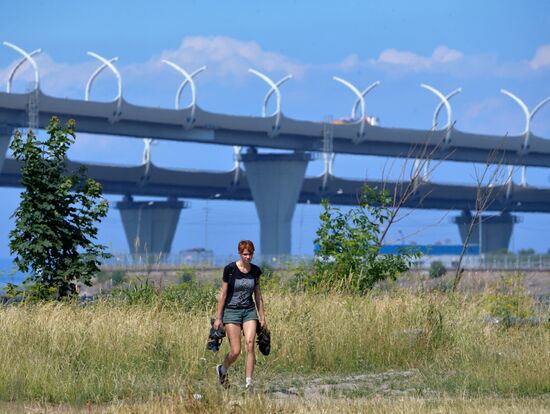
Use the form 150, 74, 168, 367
477, 255, 550, 271
101, 253, 313, 271
101, 253, 550, 272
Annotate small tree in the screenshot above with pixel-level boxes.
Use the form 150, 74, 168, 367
312, 185, 420, 293
429, 260, 447, 279
451, 148, 511, 292
8, 117, 110, 299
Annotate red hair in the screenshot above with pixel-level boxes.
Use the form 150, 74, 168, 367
238, 240, 255, 254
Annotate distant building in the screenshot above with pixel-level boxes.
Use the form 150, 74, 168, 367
178, 248, 215, 265
380, 244, 480, 269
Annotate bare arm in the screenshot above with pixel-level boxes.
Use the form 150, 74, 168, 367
214, 281, 228, 330
254, 283, 267, 329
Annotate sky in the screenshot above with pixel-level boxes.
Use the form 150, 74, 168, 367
0, 0, 549, 263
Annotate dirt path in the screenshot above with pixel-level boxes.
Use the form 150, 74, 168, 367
264, 369, 434, 400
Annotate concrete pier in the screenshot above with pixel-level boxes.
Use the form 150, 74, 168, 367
242, 150, 311, 258
454, 210, 518, 254
116, 196, 187, 258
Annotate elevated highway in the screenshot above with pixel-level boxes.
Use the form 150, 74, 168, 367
1, 91, 550, 167
1, 158, 550, 212
1, 44, 549, 257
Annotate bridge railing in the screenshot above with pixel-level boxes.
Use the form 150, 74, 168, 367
101, 253, 550, 272
101, 253, 314, 271
478, 255, 550, 271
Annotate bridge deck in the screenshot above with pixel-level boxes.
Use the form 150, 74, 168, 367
1, 158, 549, 212
1, 90, 550, 167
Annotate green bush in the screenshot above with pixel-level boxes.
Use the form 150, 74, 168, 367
108, 277, 217, 312
484, 272, 536, 324
162, 282, 217, 312
109, 277, 158, 305
429, 261, 447, 279
95, 270, 126, 286
176, 267, 197, 284
312, 185, 420, 294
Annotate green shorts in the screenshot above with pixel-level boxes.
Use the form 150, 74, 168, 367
222, 307, 258, 325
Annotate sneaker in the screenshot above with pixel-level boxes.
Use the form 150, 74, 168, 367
216, 364, 229, 388
245, 377, 254, 393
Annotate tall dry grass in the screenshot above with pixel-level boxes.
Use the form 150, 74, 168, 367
4, 396, 550, 414
0, 291, 548, 404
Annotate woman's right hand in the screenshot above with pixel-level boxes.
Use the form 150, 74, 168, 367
213, 318, 222, 330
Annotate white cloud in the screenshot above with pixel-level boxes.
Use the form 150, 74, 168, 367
369, 46, 464, 71
338, 54, 360, 71
0, 53, 102, 97
530, 44, 550, 70
0, 36, 309, 98
462, 97, 504, 121
128, 36, 308, 81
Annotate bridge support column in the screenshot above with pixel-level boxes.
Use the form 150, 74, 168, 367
242, 150, 311, 258
454, 210, 519, 254
116, 196, 188, 259
0, 126, 13, 174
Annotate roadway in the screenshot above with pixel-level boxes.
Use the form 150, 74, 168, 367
1, 158, 549, 212
1, 90, 550, 167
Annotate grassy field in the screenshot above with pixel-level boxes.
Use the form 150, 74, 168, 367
0, 281, 548, 413
1, 396, 550, 413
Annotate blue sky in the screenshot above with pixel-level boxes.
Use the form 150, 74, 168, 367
0, 0, 549, 261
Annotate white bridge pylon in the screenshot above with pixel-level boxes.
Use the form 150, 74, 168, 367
142, 137, 157, 181
5, 47, 41, 93
86, 51, 123, 123
3, 41, 41, 93
85, 56, 119, 101
162, 60, 206, 128
420, 83, 455, 147
333, 77, 374, 143
238, 69, 293, 184
351, 80, 380, 121
415, 85, 462, 182
501, 89, 550, 187
248, 68, 292, 137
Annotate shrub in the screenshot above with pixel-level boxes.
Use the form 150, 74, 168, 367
176, 267, 197, 284
312, 185, 420, 294
429, 261, 447, 279
108, 277, 217, 312
95, 270, 126, 286
484, 272, 536, 324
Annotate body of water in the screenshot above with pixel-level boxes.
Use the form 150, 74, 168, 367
0, 258, 26, 288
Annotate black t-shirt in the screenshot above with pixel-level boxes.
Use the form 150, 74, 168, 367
222, 262, 262, 309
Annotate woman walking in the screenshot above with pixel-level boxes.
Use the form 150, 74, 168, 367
213, 240, 266, 390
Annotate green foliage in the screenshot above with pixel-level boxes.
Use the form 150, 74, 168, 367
110, 270, 126, 286
161, 281, 217, 312
429, 260, 447, 279
95, 270, 126, 286
484, 272, 536, 324
110, 277, 158, 305
518, 248, 535, 256
8, 117, 111, 299
176, 267, 197, 284
311, 185, 420, 293
109, 277, 217, 312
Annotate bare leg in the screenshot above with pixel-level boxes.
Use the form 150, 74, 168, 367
223, 323, 242, 371
242, 319, 258, 379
